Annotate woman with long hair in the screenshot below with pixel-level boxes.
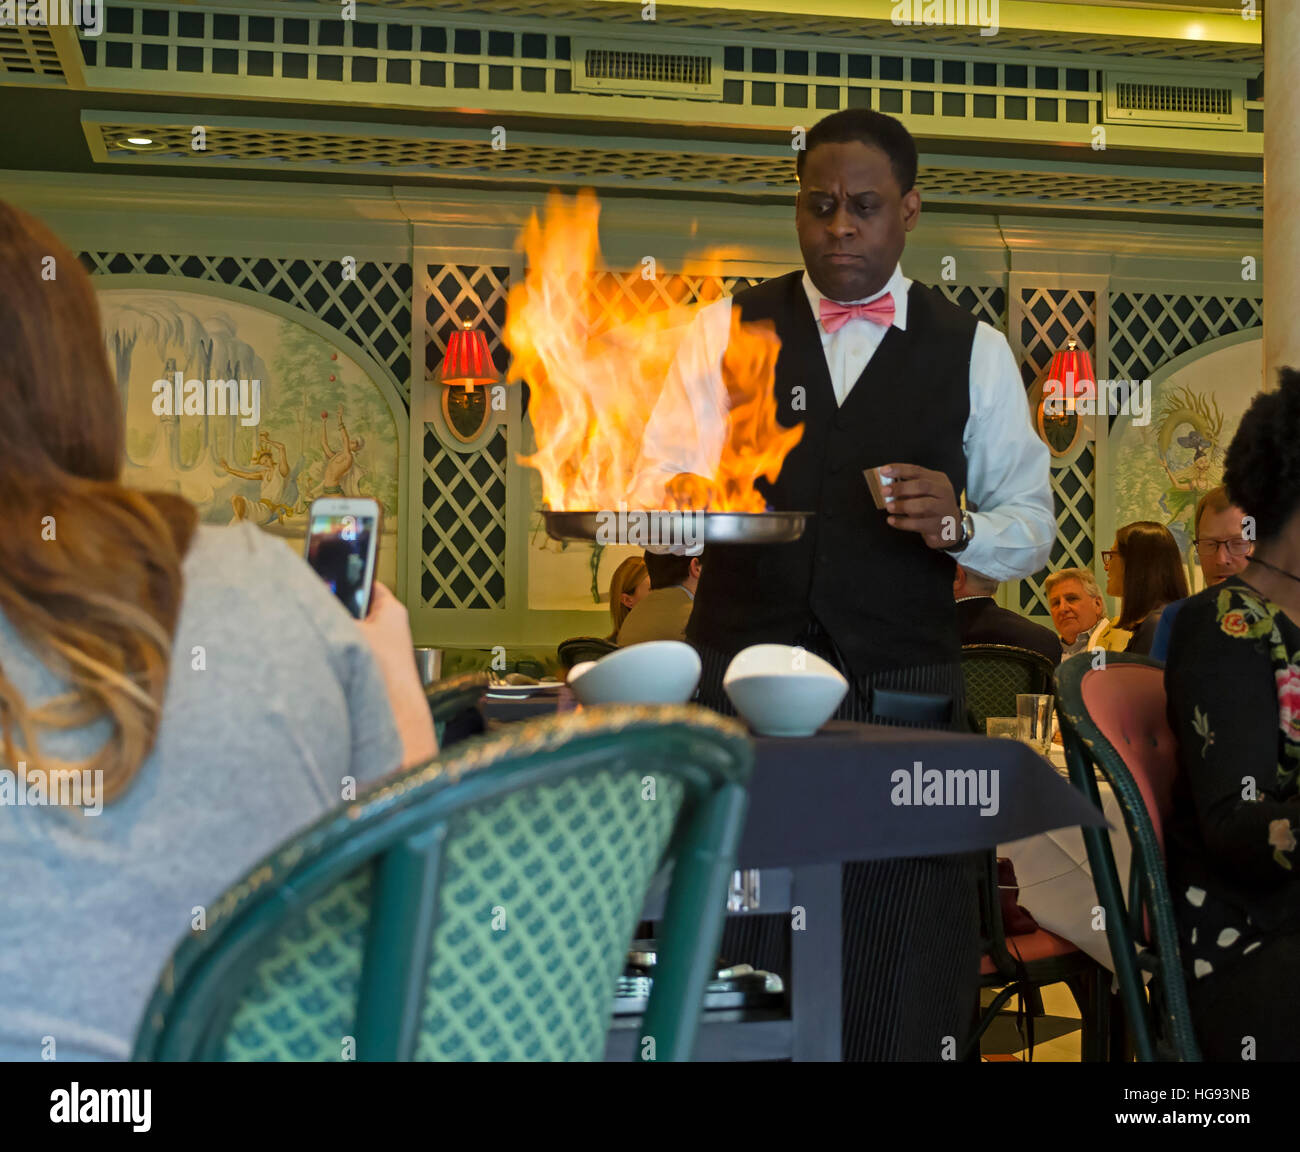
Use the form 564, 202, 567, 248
0, 201, 434, 1060
606, 555, 649, 642
1102, 520, 1190, 656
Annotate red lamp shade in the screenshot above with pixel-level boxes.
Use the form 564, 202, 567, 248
436, 324, 500, 387
1044, 338, 1095, 413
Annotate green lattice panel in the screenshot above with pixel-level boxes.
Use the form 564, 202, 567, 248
1017, 287, 1098, 615
1108, 292, 1263, 387
938, 284, 1006, 332
80, 251, 413, 400
422, 425, 507, 609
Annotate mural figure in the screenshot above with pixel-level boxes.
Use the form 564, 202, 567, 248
1156, 385, 1225, 545
219, 431, 304, 525
97, 286, 401, 585
320, 404, 367, 497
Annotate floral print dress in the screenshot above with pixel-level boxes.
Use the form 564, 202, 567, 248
1165, 576, 1300, 990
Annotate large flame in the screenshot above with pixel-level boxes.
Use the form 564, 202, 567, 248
504, 190, 802, 512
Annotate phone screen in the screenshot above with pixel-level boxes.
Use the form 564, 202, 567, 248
306, 508, 378, 619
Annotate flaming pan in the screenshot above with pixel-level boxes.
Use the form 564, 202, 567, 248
543, 509, 811, 546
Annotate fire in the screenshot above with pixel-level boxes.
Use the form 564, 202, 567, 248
504, 191, 802, 512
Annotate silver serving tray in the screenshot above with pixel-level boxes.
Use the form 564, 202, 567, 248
543, 509, 811, 545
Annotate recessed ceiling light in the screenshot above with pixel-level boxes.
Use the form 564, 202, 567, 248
1186, 22, 1205, 40
116, 136, 169, 153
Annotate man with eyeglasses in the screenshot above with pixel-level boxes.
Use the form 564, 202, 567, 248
1150, 485, 1253, 661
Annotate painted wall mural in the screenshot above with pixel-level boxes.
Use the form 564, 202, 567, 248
1107, 335, 1262, 587
98, 286, 401, 587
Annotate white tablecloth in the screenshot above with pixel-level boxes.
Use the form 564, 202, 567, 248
999, 746, 1133, 971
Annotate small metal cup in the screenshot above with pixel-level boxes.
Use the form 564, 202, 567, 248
727, 868, 761, 913
413, 647, 443, 685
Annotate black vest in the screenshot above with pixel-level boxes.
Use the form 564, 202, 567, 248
687, 272, 975, 676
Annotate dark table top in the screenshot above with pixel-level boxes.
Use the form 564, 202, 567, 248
480, 688, 574, 724
477, 698, 1104, 867
739, 720, 1106, 868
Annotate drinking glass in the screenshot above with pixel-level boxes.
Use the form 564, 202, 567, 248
986, 717, 1019, 740
413, 647, 443, 685
1017, 693, 1053, 754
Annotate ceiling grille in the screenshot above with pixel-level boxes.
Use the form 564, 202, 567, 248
0, 24, 65, 79
1116, 82, 1232, 117
1106, 73, 1243, 129
578, 45, 718, 97
81, 114, 1263, 218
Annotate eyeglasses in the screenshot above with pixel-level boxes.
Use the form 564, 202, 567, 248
1194, 537, 1253, 558
1101, 550, 1119, 569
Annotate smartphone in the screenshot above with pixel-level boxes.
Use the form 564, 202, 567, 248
305, 497, 381, 620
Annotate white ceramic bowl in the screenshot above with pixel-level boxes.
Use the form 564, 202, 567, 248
723, 644, 848, 737
567, 641, 701, 706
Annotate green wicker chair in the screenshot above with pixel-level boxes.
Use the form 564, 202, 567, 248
132, 705, 753, 1062
558, 636, 618, 670
1055, 652, 1200, 1062
961, 643, 1057, 734
425, 671, 490, 747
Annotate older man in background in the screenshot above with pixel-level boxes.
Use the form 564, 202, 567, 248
1046, 567, 1127, 655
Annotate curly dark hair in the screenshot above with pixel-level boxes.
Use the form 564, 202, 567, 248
1223, 367, 1300, 544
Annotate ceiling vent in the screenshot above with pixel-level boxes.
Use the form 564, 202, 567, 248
1104, 73, 1244, 130
571, 37, 722, 99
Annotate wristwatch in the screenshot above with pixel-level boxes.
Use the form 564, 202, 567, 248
943, 510, 975, 554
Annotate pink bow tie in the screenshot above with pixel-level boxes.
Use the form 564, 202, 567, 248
819, 295, 896, 334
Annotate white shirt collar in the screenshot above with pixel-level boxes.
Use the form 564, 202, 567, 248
801, 264, 910, 332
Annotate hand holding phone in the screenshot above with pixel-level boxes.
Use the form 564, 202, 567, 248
305, 497, 380, 619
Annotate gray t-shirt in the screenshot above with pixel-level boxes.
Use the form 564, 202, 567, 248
0, 522, 402, 1061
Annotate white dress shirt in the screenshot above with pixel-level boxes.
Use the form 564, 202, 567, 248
634, 264, 1055, 583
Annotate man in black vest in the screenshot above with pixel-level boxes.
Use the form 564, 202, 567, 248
638, 109, 1054, 1059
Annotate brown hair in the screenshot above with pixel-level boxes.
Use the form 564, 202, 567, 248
1114, 520, 1189, 631
1194, 485, 1233, 536
607, 556, 647, 641
0, 200, 197, 805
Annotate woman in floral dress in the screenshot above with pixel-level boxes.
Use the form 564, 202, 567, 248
1165, 368, 1300, 1061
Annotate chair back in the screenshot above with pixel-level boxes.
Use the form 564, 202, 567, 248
133, 706, 752, 1062
961, 643, 1056, 733
1055, 652, 1199, 1061
425, 671, 490, 747
558, 636, 619, 670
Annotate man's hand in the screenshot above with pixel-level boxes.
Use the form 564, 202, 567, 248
880, 463, 962, 550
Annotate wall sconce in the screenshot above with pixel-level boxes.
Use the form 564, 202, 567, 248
1034, 337, 1096, 459
432, 320, 502, 443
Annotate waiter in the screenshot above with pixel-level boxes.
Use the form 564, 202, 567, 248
638, 108, 1054, 1060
